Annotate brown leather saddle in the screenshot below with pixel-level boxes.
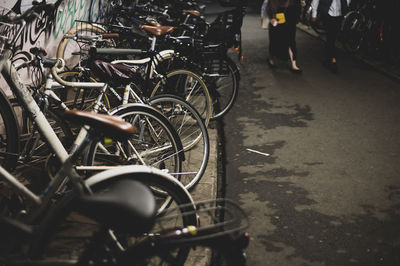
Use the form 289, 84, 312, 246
183, 10, 200, 17
140, 25, 176, 36
63, 109, 136, 141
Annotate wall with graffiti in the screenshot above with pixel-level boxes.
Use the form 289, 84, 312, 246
0, 0, 109, 94
0, 0, 109, 88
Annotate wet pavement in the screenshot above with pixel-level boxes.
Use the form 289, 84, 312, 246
222, 4, 400, 266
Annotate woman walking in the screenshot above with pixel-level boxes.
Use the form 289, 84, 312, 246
267, 0, 302, 73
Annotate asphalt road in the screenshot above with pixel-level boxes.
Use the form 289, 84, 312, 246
223, 5, 400, 266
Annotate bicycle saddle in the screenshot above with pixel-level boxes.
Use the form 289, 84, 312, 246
140, 25, 176, 36
90, 59, 140, 86
63, 110, 135, 142
76, 179, 156, 235
183, 10, 200, 17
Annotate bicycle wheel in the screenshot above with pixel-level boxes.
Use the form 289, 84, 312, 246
24, 108, 73, 178
150, 69, 212, 127
56, 23, 107, 70
209, 56, 239, 120
0, 90, 19, 171
149, 95, 209, 191
79, 167, 198, 265
341, 12, 365, 53
85, 104, 184, 183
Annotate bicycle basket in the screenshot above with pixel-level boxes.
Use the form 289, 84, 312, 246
154, 198, 249, 243
200, 45, 229, 75
204, 8, 244, 47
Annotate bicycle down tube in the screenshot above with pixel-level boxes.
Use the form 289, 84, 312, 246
0, 49, 69, 164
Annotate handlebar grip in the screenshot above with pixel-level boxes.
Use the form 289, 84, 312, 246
94, 48, 145, 55
42, 58, 58, 68
102, 33, 119, 39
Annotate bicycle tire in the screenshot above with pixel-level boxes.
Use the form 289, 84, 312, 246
56, 23, 107, 70
209, 56, 239, 120
341, 11, 365, 54
120, 242, 246, 266
85, 104, 184, 187
150, 69, 212, 127
0, 89, 19, 171
149, 95, 209, 191
238, 30, 243, 60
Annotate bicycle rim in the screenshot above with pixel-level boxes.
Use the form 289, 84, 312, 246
210, 57, 238, 120
150, 69, 212, 127
342, 12, 364, 53
149, 95, 209, 191
56, 23, 107, 70
85, 105, 183, 186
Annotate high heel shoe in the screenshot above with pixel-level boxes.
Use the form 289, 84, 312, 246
268, 58, 277, 68
289, 60, 302, 73
289, 67, 302, 74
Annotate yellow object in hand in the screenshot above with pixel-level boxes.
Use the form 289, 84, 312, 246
276, 12, 286, 24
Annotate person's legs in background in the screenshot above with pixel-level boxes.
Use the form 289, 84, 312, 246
322, 14, 343, 72
268, 26, 277, 67
288, 22, 301, 72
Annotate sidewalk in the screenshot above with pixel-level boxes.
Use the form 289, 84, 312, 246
184, 123, 219, 265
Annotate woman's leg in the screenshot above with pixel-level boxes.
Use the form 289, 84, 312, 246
268, 28, 276, 65
288, 23, 300, 70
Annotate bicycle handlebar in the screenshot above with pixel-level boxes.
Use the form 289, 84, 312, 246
50, 59, 104, 88
94, 47, 146, 55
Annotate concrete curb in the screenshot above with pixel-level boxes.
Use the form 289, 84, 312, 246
184, 121, 220, 265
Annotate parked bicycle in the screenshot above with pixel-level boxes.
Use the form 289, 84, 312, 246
56, 0, 245, 121
340, 0, 392, 59
0, 109, 196, 265
0, 2, 186, 191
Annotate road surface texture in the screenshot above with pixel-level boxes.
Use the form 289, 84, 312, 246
223, 3, 400, 266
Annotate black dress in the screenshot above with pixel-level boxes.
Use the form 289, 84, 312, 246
267, 0, 300, 60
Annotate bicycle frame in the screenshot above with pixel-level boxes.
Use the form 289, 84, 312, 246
41, 60, 185, 172
0, 49, 69, 164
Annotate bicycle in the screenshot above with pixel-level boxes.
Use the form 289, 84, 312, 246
0, 109, 198, 265
115, 0, 243, 119
56, 22, 213, 124
0, 3, 184, 189
40, 47, 209, 191
340, 0, 389, 58
56, 1, 243, 121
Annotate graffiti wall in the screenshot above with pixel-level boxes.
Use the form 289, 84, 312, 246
1, 0, 108, 57
0, 0, 108, 89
